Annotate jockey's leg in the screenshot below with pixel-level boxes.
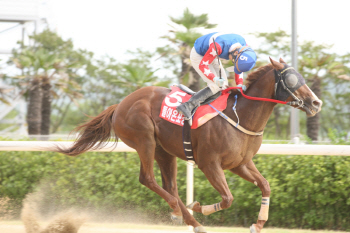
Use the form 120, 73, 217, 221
189, 47, 224, 94
176, 48, 221, 125
230, 160, 271, 233
176, 87, 215, 123
155, 146, 203, 228
190, 162, 233, 216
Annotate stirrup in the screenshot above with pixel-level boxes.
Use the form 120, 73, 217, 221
177, 104, 192, 119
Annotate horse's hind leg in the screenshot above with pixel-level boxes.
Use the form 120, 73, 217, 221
136, 136, 183, 221
114, 101, 183, 227
230, 160, 271, 233
155, 146, 181, 220
155, 147, 203, 229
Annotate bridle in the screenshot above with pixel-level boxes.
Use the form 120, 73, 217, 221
217, 65, 307, 136
222, 65, 306, 108
274, 66, 305, 108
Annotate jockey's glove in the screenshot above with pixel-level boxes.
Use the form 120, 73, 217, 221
237, 84, 247, 92
213, 77, 225, 87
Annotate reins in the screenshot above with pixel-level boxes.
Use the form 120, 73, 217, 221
214, 66, 305, 136
222, 66, 304, 107
222, 87, 288, 104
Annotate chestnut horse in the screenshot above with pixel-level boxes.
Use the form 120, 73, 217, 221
56, 58, 322, 233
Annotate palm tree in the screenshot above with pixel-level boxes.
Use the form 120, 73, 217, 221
253, 30, 350, 141
299, 42, 350, 141
113, 49, 170, 94
159, 8, 217, 91
9, 29, 85, 135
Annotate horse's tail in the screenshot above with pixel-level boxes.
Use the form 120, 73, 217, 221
56, 104, 119, 156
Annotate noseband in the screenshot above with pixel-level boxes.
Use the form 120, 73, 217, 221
274, 66, 306, 108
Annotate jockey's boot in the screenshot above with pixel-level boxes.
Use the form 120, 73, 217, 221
177, 87, 214, 125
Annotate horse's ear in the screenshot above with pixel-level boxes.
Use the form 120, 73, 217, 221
269, 57, 284, 70
279, 57, 287, 64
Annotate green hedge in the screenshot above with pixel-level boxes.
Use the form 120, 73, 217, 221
0, 151, 349, 231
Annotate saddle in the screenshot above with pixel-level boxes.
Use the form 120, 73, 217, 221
177, 84, 221, 107
160, 85, 230, 164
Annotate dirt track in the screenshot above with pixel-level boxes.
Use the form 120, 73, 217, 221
0, 225, 194, 233
0, 223, 237, 233
1, 221, 346, 233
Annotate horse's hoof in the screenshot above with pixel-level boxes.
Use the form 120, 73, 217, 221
194, 226, 207, 233
186, 201, 199, 210
250, 224, 258, 233
170, 214, 183, 225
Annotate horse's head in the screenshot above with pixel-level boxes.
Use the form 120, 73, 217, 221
269, 57, 322, 117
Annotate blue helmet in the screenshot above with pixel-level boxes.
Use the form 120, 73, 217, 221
233, 46, 257, 74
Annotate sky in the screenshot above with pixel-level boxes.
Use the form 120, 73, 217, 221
50, 0, 350, 60
0, 0, 349, 64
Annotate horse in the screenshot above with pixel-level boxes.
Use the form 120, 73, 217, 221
55, 58, 322, 233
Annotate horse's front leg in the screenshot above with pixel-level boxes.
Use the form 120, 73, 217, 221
230, 160, 271, 233
194, 162, 234, 216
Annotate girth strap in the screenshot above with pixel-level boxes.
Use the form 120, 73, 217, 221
182, 120, 195, 163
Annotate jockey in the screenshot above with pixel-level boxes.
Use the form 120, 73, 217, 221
177, 32, 257, 124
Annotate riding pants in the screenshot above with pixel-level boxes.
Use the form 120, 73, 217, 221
190, 47, 229, 94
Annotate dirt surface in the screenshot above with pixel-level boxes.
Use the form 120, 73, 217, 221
0, 222, 347, 233
0, 225, 190, 233
0, 222, 235, 233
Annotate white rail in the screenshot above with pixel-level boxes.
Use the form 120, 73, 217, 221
258, 144, 350, 156
0, 141, 136, 152
1, 141, 350, 156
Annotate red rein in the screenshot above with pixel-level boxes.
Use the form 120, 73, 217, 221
222, 87, 288, 105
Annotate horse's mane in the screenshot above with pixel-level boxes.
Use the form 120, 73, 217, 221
245, 64, 273, 89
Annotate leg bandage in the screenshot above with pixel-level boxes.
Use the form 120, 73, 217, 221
201, 203, 222, 215
258, 197, 270, 221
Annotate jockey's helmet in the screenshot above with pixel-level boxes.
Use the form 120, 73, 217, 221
231, 46, 257, 74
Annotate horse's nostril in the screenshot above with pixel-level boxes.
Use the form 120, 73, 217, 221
312, 99, 323, 108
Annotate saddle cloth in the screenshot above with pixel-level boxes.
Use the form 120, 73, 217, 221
159, 86, 230, 129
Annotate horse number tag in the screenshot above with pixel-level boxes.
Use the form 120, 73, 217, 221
165, 91, 186, 107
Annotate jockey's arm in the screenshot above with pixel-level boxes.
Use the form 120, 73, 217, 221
233, 43, 248, 86
235, 73, 243, 85
198, 42, 223, 81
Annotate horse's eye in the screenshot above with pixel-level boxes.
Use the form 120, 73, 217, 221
285, 74, 298, 88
